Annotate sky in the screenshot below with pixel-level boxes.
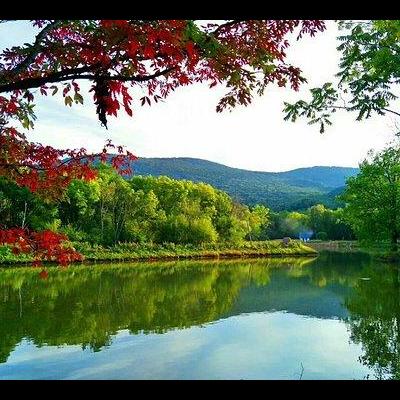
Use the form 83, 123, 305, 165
0, 20, 396, 172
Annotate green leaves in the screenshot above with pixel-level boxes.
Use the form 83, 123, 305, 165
283, 82, 337, 133
285, 20, 400, 132
50, 85, 58, 96
340, 143, 400, 247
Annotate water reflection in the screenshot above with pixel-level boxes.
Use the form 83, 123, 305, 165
0, 252, 399, 379
345, 262, 400, 379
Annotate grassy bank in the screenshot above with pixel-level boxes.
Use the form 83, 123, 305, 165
307, 240, 400, 262
306, 240, 360, 252
0, 240, 317, 266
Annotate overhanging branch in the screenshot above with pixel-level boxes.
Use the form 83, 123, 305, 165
0, 66, 177, 93
7, 20, 64, 77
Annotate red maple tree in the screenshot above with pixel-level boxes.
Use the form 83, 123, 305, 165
0, 19, 326, 266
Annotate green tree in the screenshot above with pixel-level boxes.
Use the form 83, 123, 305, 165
284, 20, 400, 133
316, 232, 328, 241
0, 177, 58, 231
247, 204, 270, 240
340, 144, 400, 251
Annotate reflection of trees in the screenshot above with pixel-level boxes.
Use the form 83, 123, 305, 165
345, 263, 400, 380
0, 253, 373, 366
0, 258, 287, 363
284, 252, 370, 288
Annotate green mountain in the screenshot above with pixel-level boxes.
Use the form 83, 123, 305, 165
121, 157, 358, 211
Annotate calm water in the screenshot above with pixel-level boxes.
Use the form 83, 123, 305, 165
0, 252, 399, 380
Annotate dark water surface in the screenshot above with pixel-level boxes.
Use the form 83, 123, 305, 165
0, 252, 399, 380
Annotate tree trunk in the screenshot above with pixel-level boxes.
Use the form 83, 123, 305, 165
391, 229, 399, 253
21, 201, 27, 229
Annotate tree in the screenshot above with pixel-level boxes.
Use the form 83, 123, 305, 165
0, 176, 58, 230
340, 143, 400, 251
283, 20, 400, 133
0, 19, 326, 264
247, 204, 270, 240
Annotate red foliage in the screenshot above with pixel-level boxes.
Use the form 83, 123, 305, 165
0, 228, 82, 266
0, 20, 325, 266
39, 269, 49, 280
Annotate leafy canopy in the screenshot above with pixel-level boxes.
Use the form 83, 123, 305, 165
340, 143, 400, 250
284, 20, 400, 133
0, 19, 325, 265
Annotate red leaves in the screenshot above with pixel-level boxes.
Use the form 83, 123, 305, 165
0, 96, 20, 115
39, 269, 49, 280
100, 140, 137, 176
178, 75, 190, 85
1, 20, 325, 128
140, 96, 151, 106
186, 41, 195, 59
0, 19, 327, 272
143, 45, 155, 59
0, 228, 83, 267
100, 20, 130, 29
40, 86, 48, 96
126, 40, 139, 57
1, 127, 135, 200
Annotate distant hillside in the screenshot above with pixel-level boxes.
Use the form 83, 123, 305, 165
108, 157, 359, 211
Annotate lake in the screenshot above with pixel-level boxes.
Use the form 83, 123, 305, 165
0, 252, 399, 380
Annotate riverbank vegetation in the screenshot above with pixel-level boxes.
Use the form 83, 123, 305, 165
338, 143, 400, 259
0, 164, 318, 265
2, 140, 399, 265
0, 240, 316, 265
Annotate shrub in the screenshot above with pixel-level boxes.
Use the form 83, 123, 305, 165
316, 231, 328, 241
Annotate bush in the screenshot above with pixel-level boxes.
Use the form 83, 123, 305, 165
316, 231, 328, 241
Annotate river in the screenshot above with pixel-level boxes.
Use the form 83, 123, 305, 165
0, 252, 399, 380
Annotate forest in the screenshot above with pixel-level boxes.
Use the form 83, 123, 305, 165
0, 19, 399, 264
116, 157, 359, 211
0, 160, 355, 264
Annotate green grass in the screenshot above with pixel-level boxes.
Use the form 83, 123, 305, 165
0, 240, 317, 266
306, 240, 360, 252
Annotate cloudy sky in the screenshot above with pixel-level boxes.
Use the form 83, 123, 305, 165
0, 20, 395, 172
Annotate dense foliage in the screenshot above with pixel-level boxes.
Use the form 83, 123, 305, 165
340, 143, 400, 252
1, 165, 270, 250
0, 19, 326, 263
284, 20, 400, 132
124, 157, 358, 211
0, 161, 355, 259
265, 204, 354, 241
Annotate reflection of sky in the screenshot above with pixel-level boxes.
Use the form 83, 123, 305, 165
0, 312, 372, 380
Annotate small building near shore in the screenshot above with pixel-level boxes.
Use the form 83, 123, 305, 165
299, 231, 313, 242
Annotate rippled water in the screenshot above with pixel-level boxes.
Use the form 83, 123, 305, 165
0, 252, 399, 380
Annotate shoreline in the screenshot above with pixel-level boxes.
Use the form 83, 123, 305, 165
0, 250, 319, 267
0, 240, 318, 267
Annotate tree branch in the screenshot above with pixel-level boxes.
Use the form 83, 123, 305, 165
383, 107, 400, 118
6, 20, 64, 78
212, 20, 244, 36
0, 65, 95, 93
0, 66, 177, 93
330, 104, 400, 118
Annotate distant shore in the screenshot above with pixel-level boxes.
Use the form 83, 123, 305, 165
0, 240, 317, 266
306, 240, 360, 252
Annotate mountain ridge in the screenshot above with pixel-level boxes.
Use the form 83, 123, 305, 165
108, 156, 359, 211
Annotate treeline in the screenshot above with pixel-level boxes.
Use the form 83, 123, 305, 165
265, 204, 355, 241
0, 165, 354, 247
0, 165, 269, 246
